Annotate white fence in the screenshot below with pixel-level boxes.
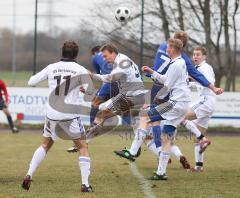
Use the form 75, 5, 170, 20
0, 87, 240, 127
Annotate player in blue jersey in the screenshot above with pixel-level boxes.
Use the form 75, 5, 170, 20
114, 31, 223, 168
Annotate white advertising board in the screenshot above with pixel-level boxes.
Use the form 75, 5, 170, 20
0, 87, 240, 127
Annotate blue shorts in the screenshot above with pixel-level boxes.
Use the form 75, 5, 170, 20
162, 125, 176, 137
96, 82, 119, 100
147, 106, 165, 122
147, 101, 174, 123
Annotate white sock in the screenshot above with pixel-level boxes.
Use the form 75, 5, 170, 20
157, 146, 162, 154
157, 151, 170, 175
183, 120, 201, 138
129, 128, 147, 156
170, 145, 183, 160
194, 143, 203, 167
146, 140, 159, 157
27, 146, 46, 178
79, 156, 91, 187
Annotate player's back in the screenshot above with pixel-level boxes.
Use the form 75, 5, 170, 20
152, 42, 171, 75
45, 60, 89, 120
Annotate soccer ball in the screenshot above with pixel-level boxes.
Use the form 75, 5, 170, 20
115, 7, 131, 22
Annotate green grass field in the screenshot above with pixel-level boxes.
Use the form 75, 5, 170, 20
1, 71, 240, 91
0, 130, 240, 198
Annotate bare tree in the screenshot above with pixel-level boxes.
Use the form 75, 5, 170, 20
82, 0, 240, 89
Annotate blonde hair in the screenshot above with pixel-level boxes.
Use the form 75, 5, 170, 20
167, 38, 183, 52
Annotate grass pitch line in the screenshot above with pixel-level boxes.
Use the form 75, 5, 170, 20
129, 163, 156, 198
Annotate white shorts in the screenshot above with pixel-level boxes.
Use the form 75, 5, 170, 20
161, 101, 189, 127
148, 100, 189, 128
191, 96, 215, 129
43, 117, 85, 141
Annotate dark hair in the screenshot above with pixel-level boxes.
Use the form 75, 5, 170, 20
194, 46, 207, 56
174, 31, 188, 48
62, 40, 79, 59
100, 43, 118, 54
167, 38, 183, 52
91, 46, 101, 55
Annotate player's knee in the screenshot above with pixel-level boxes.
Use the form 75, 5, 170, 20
135, 128, 148, 141
75, 140, 88, 152
2, 108, 10, 116
161, 125, 176, 144
41, 138, 54, 152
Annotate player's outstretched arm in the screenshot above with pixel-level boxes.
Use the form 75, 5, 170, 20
142, 66, 167, 84
28, 67, 48, 86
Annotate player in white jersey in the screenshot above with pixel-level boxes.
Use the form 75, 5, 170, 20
116, 38, 190, 180
182, 46, 216, 172
21, 41, 94, 192
85, 43, 145, 140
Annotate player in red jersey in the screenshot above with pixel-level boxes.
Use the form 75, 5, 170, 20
0, 79, 18, 133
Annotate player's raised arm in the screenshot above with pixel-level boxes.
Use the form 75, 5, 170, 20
142, 66, 167, 85
183, 53, 223, 95
28, 67, 48, 86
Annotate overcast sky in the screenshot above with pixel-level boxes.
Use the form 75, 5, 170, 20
0, 0, 129, 34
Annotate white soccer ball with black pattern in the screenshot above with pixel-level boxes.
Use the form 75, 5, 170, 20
115, 7, 131, 22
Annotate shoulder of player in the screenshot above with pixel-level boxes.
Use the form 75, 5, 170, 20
114, 53, 132, 66
181, 52, 191, 62
115, 53, 127, 61
169, 58, 186, 71
200, 61, 214, 71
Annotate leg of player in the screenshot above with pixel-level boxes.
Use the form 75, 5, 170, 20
2, 107, 18, 133
182, 109, 211, 153
86, 108, 116, 140
192, 125, 207, 172
149, 125, 175, 180
21, 137, 54, 190
73, 138, 93, 192
152, 121, 162, 153
90, 96, 105, 126
170, 144, 191, 170
67, 96, 106, 153
114, 113, 149, 162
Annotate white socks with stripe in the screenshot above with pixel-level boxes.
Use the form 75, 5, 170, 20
194, 143, 203, 168
157, 151, 170, 175
183, 120, 201, 138
129, 128, 147, 156
79, 156, 91, 187
27, 146, 46, 178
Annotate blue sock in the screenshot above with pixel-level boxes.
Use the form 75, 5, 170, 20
153, 125, 161, 148
90, 106, 99, 125
122, 116, 131, 125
